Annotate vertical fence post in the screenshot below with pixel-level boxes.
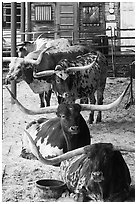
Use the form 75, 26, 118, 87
11, 2, 17, 104
130, 62, 134, 105
21, 2, 25, 42
111, 27, 115, 77
26, 2, 31, 41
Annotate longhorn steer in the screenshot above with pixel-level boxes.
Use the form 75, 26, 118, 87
23, 130, 133, 202
5, 44, 89, 107
34, 51, 108, 123
21, 103, 90, 161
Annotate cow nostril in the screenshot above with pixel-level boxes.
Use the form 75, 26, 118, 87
70, 126, 78, 132
92, 171, 104, 182
64, 93, 69, 97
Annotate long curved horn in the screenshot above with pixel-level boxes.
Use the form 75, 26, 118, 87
113, 145, 135, 153
25, 130, 135, 166
81, 82, 131, 111
66, 60, 96, 72
33, 70, 55, 78
24, 46, 55, 65
24, 129, 90, 165
65, 56, 98, 72
6, 82, 131, 115
6, 86, 57, 115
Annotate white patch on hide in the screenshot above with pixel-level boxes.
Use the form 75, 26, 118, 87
56, 70, 69, 80
36, 136, 63, 157
29, 78, 51, 94
22, 122, 43, 152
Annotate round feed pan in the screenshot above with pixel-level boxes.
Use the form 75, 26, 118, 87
36, 179, 66, 199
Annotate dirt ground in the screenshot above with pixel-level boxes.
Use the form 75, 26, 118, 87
2, 77, 135, 202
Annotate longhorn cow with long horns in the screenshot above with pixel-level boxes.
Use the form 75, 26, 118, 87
6, 83, 131, 163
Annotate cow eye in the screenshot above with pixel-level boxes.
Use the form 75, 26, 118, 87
56, 78, 60, 84
61, 114, 66, 119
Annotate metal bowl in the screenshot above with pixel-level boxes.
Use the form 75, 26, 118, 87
36, 179, 66, 199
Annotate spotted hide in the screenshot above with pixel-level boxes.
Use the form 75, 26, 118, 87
53, 50, 108, 123
21, 103, 90, 163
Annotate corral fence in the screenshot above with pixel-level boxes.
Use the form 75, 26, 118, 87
77, 27, 135, 77
3, 27, 135, 77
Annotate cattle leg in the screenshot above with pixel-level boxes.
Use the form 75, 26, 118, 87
58, 95, 64, 104
88, 94, 96, 124
39, 92, 45, 108
20, 132, 38, 160
45, 90, 52, 107
96, 87, 105, 123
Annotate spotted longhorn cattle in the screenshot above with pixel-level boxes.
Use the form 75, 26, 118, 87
23, 130, 134, 201
5, 42, 89, 107
33, 50, 108, 123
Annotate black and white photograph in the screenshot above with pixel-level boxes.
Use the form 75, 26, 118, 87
2, 1, 135, 202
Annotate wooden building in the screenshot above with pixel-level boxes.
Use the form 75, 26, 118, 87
3, 2, 135, 42
2, 2, 135, 76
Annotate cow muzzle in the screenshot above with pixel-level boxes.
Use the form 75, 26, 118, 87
69, 126, 79, 134
91, 171, 104, 182
5, 73, 21, 84
5, 74, 17, 84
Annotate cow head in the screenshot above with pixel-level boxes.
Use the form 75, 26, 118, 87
56, 103, 82, 135
5, 47, 54, 84
5, 57, 24, 83
56, 103, 85, 151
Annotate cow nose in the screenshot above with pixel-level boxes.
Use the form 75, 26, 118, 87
91, 171, 104, 182
69, 126, 79, 133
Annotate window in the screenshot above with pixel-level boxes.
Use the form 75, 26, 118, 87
3, 3, 21, 29
82, 6, 100, 26
35, 5, 52, 22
